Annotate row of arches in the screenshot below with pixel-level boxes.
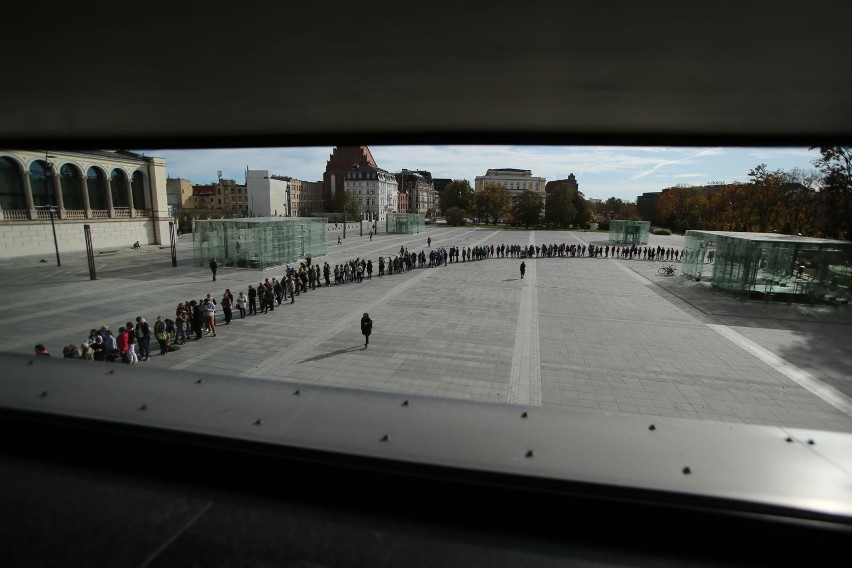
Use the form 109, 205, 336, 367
0, 156, 150, 218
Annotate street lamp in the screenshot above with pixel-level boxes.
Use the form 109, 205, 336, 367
38, 155, 61, 267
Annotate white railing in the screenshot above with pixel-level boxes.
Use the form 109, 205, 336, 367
64, 210, 86, 220
91, 210, 110, 219
0, 210, 30, 221
113, 208, 130, 219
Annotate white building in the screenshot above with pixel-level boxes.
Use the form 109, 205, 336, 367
246, 169, 322, 217
0, 149, 169, 258
246, 169, 290, 217
344, 164, 398, 222
474, 168, 546, 196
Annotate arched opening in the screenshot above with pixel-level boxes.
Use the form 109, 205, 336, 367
131, 171, 146, 210
86, 167, 109, 210
110, 169, 129, 208
29, 160, 53, 207
0, 157, 26, 210
59, 164, 85, 210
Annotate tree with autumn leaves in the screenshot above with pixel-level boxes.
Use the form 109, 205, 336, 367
650, 147, 850, 239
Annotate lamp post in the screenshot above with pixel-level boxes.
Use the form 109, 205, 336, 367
40, 155, 61, 266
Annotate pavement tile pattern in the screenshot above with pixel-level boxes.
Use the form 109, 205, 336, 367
2, 225, 851, 433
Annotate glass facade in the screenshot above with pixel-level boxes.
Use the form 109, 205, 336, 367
608, 220, 650, 245
386, 212, 425, 234
192, 217, 327, 270
683, 230, 851, 305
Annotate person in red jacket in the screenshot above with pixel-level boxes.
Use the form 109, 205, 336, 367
117, 326, 130, 364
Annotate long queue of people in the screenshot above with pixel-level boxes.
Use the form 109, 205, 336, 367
58, 239, 685, 362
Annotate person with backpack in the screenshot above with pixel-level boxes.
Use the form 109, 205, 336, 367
154, 315, 169, 355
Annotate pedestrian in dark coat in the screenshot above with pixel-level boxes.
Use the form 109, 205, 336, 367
520, 261, 526, 279
210, 258, 218, 281
361, 313, 373, 348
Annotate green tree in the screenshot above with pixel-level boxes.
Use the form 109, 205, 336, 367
331, 190, 360, 218
479, 183, 511, 224
545, 185, 576, 228
512, 190, 543, 228
439, 179, 474, 214
444, 206, 467, 226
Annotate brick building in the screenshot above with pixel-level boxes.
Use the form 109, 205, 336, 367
323, 146, 377, 208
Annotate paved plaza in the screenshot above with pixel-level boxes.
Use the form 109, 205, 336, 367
2, 225, 851, 432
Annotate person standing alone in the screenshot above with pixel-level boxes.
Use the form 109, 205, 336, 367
210, 258, 218, 281
520, 261, 526, 279
361, 312, 373, 348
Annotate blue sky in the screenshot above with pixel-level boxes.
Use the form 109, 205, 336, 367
140, 145, 822, 202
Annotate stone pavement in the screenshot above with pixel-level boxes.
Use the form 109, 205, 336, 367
2, 226, 851, 433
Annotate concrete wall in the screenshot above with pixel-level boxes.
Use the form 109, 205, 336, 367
0, 219, 157, 257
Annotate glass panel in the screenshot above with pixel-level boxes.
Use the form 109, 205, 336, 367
386, 212, 425, 234
684, 230, 852, 304
608, 220, 650, 245
192, 217, 328, 270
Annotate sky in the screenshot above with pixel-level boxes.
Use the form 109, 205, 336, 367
139, 145, 822, 202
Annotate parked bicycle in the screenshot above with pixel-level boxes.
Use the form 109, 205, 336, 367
658, 265, 678, 276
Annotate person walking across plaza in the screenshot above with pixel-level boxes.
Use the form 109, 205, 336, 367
520, 260, 526, 279
361, 312, 373, 348
210, 258, 218, 281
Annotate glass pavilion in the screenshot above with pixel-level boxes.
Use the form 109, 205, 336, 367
192, 217, 327, 269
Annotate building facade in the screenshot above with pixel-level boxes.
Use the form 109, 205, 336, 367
344, 164, 398, 222
544, 174, 579, 195
0, 149, 169, 258
246, 170, 322, 218
323, 146, 377, 207
474, 168, 546, 196
396, 169, 437, 215
170, 177, 248, 225
288, 178, 323, 217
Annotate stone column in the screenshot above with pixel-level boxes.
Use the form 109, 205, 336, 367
82, 176, 92, 218
106, 178, 115, 218
21, 172, 36, 220
51, 170, 65, 219
126, 178, 135, 217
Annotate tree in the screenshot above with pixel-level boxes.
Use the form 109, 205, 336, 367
331, 190, 360, 218
746, 164, 782, 233
654, 185, 707, 233
444, 206, 467, 226
812, 146, 852, 239
478, 183, 511, 224
439, 179, 474, 214
777, 168, 818, 236
544, 184, 576, 228
512, 190, 543, 228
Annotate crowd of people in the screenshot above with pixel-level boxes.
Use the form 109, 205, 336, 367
57, 238, 685, 363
